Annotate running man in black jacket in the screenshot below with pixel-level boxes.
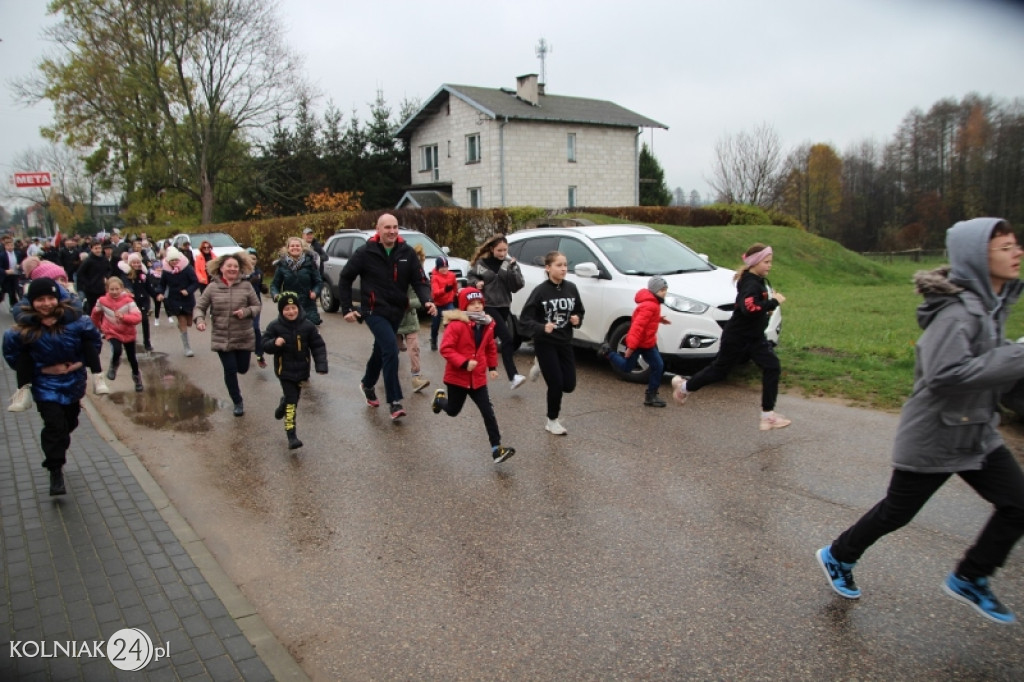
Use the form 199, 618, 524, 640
339, 214, 436, 421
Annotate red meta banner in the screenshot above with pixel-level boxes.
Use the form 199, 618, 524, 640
14, 172, 52, 188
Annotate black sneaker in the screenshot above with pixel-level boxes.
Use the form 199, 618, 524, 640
274, 399, 286, 420
359, 383, 380, 407
233, 402, 245, 417
598, 343, 612, 360
430, 338, 438, 351
492, 446, 516, 464
390, 402, 406, 421
431, 388, 446, 414
49, 469, 66, 496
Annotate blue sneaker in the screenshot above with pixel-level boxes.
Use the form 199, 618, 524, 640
943, 573, 1016, 624
816, 546, 861, 599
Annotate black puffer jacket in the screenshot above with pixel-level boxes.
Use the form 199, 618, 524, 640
338, 235, 432, 324
261, 315, 328, 382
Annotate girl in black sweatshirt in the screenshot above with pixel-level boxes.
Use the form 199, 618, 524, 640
672, 243, 789, 431
518, 251, 585, 435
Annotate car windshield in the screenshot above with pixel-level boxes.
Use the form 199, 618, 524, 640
593, 233, 714, 275
399, 233, 445, 259
189, 233, 238, 248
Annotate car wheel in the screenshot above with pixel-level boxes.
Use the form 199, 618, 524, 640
607, 321, 651, 384
319, 285, 339, 313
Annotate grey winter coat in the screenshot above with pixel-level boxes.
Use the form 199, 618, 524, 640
466, 256, 524, 308
892, 217, 1024, 473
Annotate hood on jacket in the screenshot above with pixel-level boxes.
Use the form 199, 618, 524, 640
914, 217, 1023, 330
633, 288, 662, 306
207, 252, 254, 278
118, 260, 148, 276
946, 217, 1020, 310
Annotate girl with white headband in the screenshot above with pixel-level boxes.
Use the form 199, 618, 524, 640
671, 243, 790, 430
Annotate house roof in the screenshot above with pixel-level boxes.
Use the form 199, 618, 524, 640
395, 190, 457, 209
395, 83, 668, 139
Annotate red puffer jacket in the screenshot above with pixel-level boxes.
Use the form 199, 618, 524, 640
439, 311, 498, 390
625, 288, 664, 350
91, 292, 143, 343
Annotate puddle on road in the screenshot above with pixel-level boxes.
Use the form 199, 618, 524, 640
107, 352, 220, 432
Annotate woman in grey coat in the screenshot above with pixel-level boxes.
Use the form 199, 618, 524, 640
194, 252, 262, 416
816, 217, 1024, 624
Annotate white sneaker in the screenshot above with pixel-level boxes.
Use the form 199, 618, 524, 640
8, 385, 33, 412
671, 375, 688, 405
168, 315, 174, 323
545, 418, 567, 435
510, 374, 526, 390
760, 412, 792, 431
529, 359, 542, 382
153, 319, 159, 327
94, 375, 110, 395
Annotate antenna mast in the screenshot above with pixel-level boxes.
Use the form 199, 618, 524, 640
535, 38, 553, 85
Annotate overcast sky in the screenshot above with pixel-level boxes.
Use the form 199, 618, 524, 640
2, 0, 1023, 208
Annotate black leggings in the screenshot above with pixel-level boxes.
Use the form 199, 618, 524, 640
37, 401, 81, 471
686, 334, 780, 411
438, 383, 501, 447
108, 338, 140, 376
831, 446, 1024, 579
534, 341, 576, 420
486, 306, 520, 380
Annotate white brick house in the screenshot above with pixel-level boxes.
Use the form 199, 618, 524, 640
395, 75, 667, 210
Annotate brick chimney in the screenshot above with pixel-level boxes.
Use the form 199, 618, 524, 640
516, 74, 540, 105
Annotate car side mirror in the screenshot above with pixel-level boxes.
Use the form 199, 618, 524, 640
574, 262, 601, 278
698, 253, 710, 261
442, 246, 451, 255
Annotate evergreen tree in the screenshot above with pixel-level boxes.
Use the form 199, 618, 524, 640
639, 142, 672, 206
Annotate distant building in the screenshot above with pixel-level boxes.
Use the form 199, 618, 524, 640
395, 74, 667, 210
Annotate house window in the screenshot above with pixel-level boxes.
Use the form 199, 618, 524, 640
568, 186, 577, 208
567, 133, 577, 163
420, 144, 439, 181
466, 134, 481, 164
468, 187, 482, 208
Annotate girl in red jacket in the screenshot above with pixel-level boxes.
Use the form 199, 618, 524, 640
599, 276, 671, 407
90, 276, 144, 392
431, 288, 515, 464
429, 257, 458, 350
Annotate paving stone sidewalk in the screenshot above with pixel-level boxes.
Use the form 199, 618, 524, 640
0, 360, 307, 681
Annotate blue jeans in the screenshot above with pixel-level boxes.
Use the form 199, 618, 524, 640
608, 346, 664, 394
430, 302, 455, 342
363, 314, 402, 404
216, 349, 252, 405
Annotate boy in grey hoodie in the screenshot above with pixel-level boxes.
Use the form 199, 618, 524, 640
817, 217, 1024, 624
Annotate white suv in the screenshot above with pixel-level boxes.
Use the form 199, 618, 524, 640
506, 224, 782, 382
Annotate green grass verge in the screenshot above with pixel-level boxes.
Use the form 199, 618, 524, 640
565, 215, 1024, 410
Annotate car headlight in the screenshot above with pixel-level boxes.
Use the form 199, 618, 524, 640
663, 292, 709, 315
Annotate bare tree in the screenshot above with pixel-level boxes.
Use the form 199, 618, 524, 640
707, 123, 783, 207
19, 0, 308, 224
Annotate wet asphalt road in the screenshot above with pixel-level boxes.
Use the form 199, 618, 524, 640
90, 309, 1024, 681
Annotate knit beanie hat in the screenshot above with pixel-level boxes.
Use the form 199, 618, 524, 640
27, 277, 59, 302
277, 291, 301, 314
435, 256, 448, 269
165, 246, 184, 262
30, 260, 68, 282
458, 287, 485, 310
647, 275, 668, 294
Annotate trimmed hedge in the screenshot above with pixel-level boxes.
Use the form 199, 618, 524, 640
177, 204, 801, 274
